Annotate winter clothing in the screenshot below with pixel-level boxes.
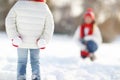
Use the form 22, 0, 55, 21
86, 40, 98, 53
37, 39, 46, 49
12, 36, 22, 47
81, 50, 89, 59
6, 1, 54, 80
74, 24, 102, 59
80, 23, 93, 39
6, 1, 54, 49
84, 8, 95, 21
80, 40, 98, 58
74, 8, 102, 59
74, 24, 102, 47
17, 48, 40, 80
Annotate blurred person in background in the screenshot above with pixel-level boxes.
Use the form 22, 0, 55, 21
74, 8, 102, 61
5, 0, 54, 80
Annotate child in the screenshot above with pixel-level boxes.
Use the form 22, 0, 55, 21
5, 0, 54, 80
74, 8, 102, 61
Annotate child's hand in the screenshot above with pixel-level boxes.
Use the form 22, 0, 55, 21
80, 39, 86, 44
81, 50, 90, 59
12, 36, 22, 47
37, 39, 46, 49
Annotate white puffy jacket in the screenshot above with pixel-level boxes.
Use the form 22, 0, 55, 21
5, 1, 54, 49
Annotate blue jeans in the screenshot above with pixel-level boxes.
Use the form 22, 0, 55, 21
86, 40, 98, 53
17, 48, 40, 80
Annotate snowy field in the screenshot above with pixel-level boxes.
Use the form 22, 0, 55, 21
0, 32, 120, 80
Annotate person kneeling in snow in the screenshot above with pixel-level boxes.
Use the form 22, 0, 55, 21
74, 8, 102, 61
5, 0, 54, 80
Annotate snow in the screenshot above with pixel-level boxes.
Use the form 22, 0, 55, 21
0, 32, 120, 80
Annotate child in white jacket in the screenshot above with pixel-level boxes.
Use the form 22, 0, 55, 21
74, 8, 102, 61
5, 0, 54, 80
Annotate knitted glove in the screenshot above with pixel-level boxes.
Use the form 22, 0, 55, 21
37, 39, 46, 49
80, 39, 86, 44
12, 36, 22, 47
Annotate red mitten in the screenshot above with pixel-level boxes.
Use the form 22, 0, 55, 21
12, 36, 22, 47
81, 50, 90, 59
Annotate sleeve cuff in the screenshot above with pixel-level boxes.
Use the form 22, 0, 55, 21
37, 39, 47, 48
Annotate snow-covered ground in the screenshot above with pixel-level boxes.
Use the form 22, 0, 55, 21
0, 32, 120, 80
